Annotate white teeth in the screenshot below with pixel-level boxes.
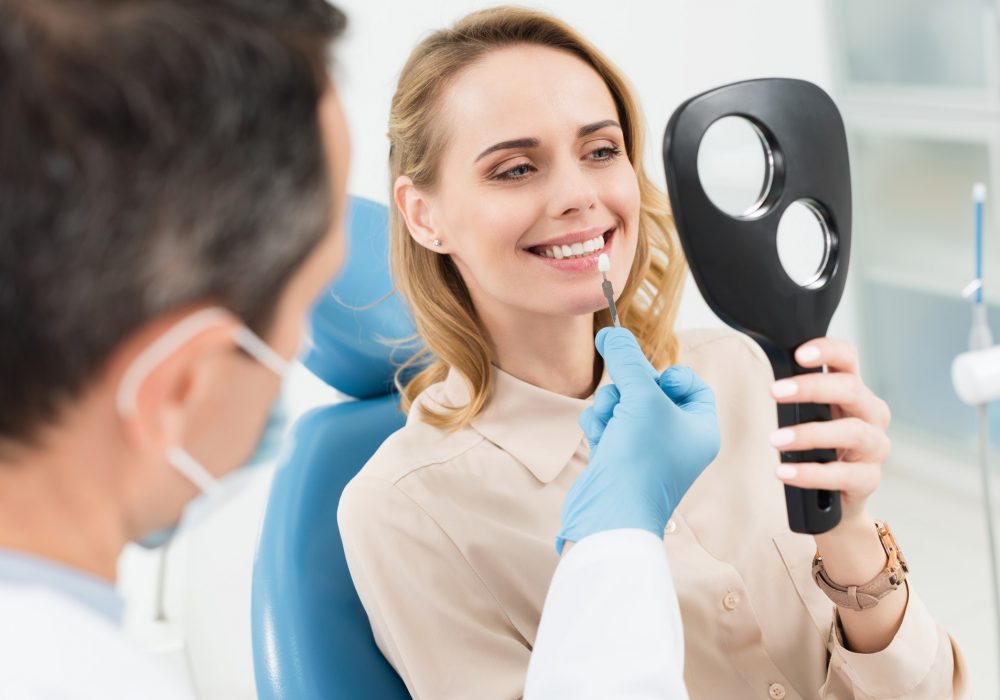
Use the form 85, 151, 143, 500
541, 232, 608, 260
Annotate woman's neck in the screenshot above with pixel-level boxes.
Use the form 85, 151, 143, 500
476, 302, 599, 399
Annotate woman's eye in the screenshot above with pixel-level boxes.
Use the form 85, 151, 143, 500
493, 162, 536, 181
589, 145, 623, 162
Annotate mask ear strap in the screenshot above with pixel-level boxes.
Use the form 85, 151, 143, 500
116, 307, 234, 419
233, 326, 290, 378
166, 446, 222, 496
115, 307, 290, 496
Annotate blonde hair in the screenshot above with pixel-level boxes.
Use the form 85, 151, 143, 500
389, 6, 686, 429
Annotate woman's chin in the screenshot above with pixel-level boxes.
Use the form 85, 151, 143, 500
550, 290, 616, 318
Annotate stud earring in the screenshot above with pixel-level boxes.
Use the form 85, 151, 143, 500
432, 239, 442, 248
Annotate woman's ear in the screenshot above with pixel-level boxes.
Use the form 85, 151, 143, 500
394, 175, 448, 253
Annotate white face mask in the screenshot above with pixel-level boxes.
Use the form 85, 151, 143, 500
115, 307, 291, 547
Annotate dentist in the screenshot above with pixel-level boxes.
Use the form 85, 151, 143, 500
0, 1, 349, 696
0, 0, 718, 697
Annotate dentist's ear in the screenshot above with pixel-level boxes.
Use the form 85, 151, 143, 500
113, 307, 242, 458
394, 175, 448, 253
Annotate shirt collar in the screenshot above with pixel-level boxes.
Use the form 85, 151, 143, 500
0, 548, 124, 625
441, 365, 610, 484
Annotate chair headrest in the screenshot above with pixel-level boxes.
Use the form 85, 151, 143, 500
303, 196, 418, 399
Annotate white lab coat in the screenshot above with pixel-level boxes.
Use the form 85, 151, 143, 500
0, 532, 683, 700
0, 583, 193, 700
525, 529, 689, 700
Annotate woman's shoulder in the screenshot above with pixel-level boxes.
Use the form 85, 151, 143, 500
674, 326, 775, 406
348, 421, 481, 488
675, 326, 772, 375
338, 419, 483, 539
340, 380, 484, 514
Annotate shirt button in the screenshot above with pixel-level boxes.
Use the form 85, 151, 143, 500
723, 592, 740, 611
665, 519, 677, 534
768, 683, 787, 699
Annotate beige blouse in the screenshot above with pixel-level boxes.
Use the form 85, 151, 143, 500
339, 328, 968, 699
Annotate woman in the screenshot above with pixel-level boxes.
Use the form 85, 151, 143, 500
338, 7, 967, 698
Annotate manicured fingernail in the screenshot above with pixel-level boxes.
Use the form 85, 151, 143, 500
775, 465, 798, 479
772, 379, 798, 398
796, 345, 821, 363
769, 429, 795, 447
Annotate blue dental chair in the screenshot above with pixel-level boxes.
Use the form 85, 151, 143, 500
251, 197, 416, 699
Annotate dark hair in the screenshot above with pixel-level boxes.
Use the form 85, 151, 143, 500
0, 0, 346, 446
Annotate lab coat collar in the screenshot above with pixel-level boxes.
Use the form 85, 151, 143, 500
441, 365, 610, 484
0, 547, 124, 625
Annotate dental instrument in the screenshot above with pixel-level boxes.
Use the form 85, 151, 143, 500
951, 182, 1000, 682
663, 78, 850, 534
598, 253, 621, 328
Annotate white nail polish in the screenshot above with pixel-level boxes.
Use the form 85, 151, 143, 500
797, 345, 820, 363
769, 429, 795, 447
772, 380, 798, 398
775, 465, 797, 479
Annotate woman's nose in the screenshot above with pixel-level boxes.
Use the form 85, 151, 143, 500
546, 160, 598, 218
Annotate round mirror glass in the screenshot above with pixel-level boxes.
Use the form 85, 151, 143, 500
776, 200, 833, 288
697, 116, 773, 218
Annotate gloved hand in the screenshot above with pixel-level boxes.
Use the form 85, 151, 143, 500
556, 327, 721, 553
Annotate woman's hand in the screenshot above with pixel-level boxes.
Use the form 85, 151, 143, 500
768, 337, 892, 529
768, 338, 910, 652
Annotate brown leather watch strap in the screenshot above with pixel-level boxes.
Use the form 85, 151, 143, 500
811, 521, 908, 611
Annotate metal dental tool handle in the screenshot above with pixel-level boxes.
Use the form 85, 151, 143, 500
602, 277, 621, 328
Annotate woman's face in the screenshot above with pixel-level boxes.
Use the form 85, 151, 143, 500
407, 44, 640, 320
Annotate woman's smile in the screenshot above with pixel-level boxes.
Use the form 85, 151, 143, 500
523, 223, 620, 272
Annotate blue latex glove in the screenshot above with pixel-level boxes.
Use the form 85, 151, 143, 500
556, 327, 721, 553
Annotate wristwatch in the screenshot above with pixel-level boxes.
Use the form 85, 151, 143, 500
811, 521, 908, 611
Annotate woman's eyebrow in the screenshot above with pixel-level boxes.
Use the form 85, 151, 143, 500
578, 119, 621, 137
473, 120, 621, 163
475, 137, 539, 163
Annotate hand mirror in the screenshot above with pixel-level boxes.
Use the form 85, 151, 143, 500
663, 78, 851, 534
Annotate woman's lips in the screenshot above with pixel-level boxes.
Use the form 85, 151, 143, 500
527, 224, 612, 256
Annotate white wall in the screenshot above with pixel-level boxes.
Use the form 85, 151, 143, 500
333, 0, 854, 337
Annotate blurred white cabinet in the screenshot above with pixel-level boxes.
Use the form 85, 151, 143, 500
829, 0, 1000, 468
838, 0, 993, 92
